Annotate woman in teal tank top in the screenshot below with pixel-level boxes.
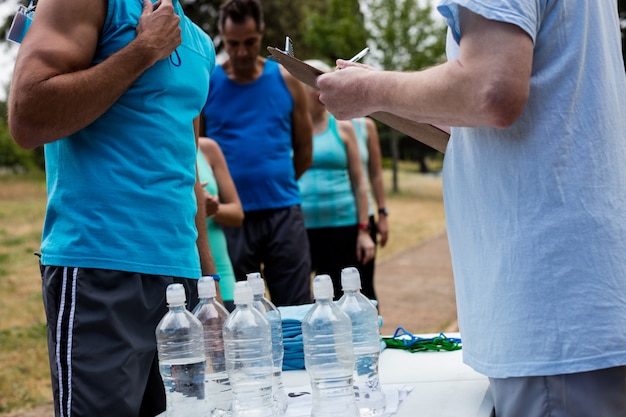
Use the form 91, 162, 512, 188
298, 59, 376, 299
197, 138, 244, 310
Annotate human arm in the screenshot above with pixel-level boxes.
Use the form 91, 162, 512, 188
199, 137, 244, 227
9, 0, 182, 149
339, 120, 375, 264
280, 66, 313, 179
317, 7, 532, 129
364, 118, 389, 247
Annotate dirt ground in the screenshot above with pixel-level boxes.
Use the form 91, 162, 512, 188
4, 232, 457, 417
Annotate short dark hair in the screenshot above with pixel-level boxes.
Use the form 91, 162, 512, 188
218, 0, 265, 32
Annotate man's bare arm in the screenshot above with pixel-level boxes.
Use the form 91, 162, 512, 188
9, 0, 182, 149
280, 66, 313, 180
318, 7, 533, 129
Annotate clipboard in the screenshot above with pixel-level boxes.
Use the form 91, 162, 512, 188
267, 46, 450, 154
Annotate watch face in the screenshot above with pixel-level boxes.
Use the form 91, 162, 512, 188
379, 208, 389, 216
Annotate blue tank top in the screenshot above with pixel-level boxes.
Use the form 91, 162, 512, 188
298, 115, 357, 228
202, 60, 301, 211
41, 0, 216, 278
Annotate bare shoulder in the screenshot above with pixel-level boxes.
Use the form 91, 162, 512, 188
199, 137, 217, 153
337, 119, 357, 141
199, 137, 227, 164
365, 117, 377, 129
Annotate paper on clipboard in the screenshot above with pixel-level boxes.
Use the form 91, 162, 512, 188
267, 46, 450, 154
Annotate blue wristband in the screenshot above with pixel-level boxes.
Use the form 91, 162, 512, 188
203, 274, 220, 282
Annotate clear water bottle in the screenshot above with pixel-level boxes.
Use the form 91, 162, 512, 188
246, 272, 288, 415
337, 267, 386, 417
223, 281, 274, 417
192, 275, 232, 417
156, 283, 209, 417
302, 274, 359, 417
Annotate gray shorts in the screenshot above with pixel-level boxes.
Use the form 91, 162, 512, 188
41, 265, 199, 417
489, 366, 626, 417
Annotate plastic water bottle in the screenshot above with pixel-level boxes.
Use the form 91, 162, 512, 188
337, 267, 386, 416
302, 274, 359, 417
223, 281, 274, 417
156, 283, 209, 417
192, 275, 232, 417
246, 272, 288, 415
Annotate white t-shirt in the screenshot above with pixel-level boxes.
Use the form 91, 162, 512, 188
439, 0, 626, 378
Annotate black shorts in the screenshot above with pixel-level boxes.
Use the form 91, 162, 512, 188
40, 265, 199, 417
222, 205, 312, 306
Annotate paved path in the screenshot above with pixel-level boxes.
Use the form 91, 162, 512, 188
3, 232, 457, 417
376, 231, 458, 336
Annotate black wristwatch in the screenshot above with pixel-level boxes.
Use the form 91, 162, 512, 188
378, 207, 389, 216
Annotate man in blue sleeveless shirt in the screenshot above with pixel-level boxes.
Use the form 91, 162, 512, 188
317, 1, 626, 416
202, 0, 313, 306
8, 0, 216, 415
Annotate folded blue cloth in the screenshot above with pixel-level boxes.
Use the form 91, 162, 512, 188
278, 302, 383, 371
278, 304, 312, 370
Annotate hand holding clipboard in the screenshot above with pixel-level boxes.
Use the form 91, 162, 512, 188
267, 45, 450, 154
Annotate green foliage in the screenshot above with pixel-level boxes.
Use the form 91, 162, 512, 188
183, 0, 309, 56
0, 118, 43, 172
182, 0, 369, 62
366, 0, 448, 167
300, 0, 369, 62
368, 0, 447, 70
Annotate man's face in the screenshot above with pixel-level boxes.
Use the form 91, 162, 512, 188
221, 16, 263, 72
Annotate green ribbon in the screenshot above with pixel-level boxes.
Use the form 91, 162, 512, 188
382, 329, 462, 353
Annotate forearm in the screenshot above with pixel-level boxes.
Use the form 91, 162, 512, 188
370, 170, 386, 211
354, 182, 370, 225
211, 203, 244, 227
319, 11, 532, 128
366, 65, 490, 127
293, 151, 312, 179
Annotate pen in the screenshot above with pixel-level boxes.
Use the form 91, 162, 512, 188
348, 47, 370, 63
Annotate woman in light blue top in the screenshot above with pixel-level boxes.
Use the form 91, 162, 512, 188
197, 137, 244, 310
298, 59, 375, 299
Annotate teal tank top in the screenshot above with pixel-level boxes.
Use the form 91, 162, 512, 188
41, 0, 216, 278
196, 150, 236, 301
298, 115, 358, 228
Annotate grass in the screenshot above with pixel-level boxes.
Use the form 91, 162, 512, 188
0, 162, 446, 415
0, 172, 50, 414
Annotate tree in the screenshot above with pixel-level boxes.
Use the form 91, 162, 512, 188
366, 0, 447, 190
299, 0, 369, 62
182, 0, 308, 57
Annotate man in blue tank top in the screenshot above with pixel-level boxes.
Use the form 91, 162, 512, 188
202, 0, 313, 306
8, 0, 216, 416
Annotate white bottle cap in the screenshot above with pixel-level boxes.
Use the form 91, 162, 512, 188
313, 274, 334, 300
197, 276, 217, 299
246, 272, 265, 295
166, 283, 186, 306
341, 267, 362, 291
233, 281, 254, 305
